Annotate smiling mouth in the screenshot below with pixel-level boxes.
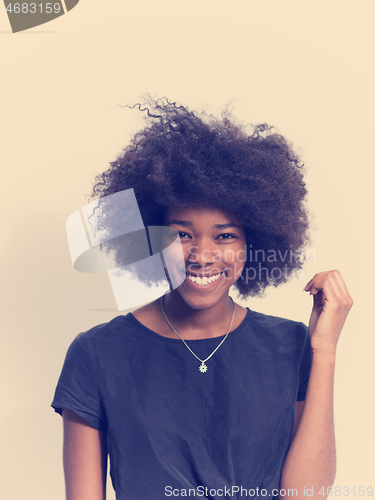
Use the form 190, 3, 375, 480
186, 272, 223, 285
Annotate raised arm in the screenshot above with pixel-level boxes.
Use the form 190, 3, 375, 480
280, 270, 353, 499
62, 409, 108, 500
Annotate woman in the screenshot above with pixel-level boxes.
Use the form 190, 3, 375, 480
52, 99, 353, 500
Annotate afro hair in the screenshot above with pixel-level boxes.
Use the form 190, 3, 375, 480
90, 98, 310, 298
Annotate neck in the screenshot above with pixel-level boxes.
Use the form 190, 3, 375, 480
161, 292, 235, 340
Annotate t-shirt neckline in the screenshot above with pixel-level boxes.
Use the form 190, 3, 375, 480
126, 307, 251, 344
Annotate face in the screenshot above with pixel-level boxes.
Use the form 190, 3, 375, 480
163, 206, 246, 310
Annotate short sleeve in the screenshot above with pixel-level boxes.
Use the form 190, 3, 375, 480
51, 333, 107, 431
296, 323, 312, 401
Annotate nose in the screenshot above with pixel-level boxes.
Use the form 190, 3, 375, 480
187, 239, 217, 267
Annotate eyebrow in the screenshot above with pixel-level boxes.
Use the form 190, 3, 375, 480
166, 219, 242, 230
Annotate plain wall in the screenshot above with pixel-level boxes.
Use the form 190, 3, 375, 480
1, 1, 374, 498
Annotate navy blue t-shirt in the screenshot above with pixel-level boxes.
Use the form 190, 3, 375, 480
51, 308, 311, 500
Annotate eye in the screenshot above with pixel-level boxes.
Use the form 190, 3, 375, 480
217, 233, 237, 241
179, 231, 191, 239
171, 231, 191, 239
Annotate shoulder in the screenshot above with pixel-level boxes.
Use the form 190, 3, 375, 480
248, 309, 307, 331
72, 314, 137, 351
61, 314, 150, 369
246, 309, 309, 348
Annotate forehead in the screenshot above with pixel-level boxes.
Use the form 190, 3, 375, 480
164, 205, 242, 228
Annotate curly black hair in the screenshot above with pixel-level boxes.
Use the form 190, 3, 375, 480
91, 98, 310, 298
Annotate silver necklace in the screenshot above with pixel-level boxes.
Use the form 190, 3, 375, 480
160, 296, 236, 373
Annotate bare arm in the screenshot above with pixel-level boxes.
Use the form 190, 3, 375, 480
280, 270, 353, 499
280, 350, 336, 499
62, 409, 107, 500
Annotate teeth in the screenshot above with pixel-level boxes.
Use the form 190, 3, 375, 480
187, 273, 221, 285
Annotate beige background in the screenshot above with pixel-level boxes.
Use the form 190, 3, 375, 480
1, 1, 374, 498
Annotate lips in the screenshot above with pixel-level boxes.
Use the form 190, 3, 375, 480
186, 272, 222, 278
186, 272, 222, 285
179, 270, 226, 289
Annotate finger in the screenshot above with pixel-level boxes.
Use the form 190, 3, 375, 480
311, 289, 325, 309
305, 270, 349, 299
310, 277, 349, 313
329, 269, 353, 302
311, 276, 343, 299
308, 271, 352, 310
304, 271, 330, 291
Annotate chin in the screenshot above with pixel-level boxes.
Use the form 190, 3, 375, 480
177, 288, 231, 311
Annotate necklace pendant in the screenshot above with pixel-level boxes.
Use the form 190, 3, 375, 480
199, 362, 208, 373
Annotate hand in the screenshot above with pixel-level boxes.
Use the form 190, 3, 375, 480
304, 270, 353, 355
